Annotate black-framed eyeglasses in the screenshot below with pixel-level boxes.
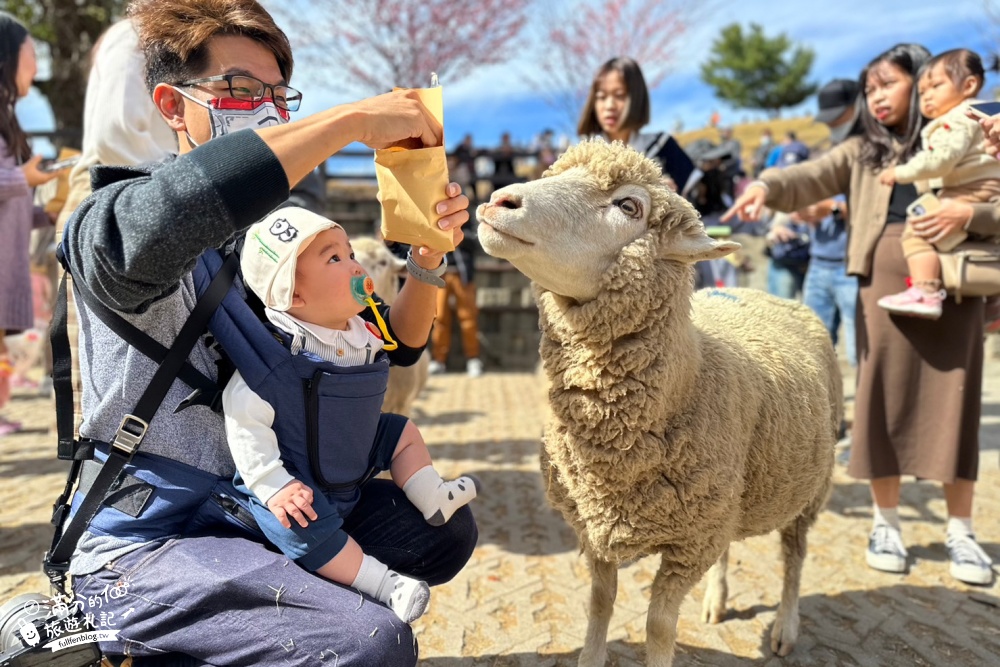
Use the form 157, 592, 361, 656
177, 74, 303, 112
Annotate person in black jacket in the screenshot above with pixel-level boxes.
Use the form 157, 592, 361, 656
577, 56, 695, 192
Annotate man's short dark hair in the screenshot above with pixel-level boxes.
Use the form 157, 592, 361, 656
128, 0, 293, 94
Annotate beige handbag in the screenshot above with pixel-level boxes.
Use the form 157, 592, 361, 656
938, 240, 1000, 303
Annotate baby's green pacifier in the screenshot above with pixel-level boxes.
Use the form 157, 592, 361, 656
351, 274, 375, 305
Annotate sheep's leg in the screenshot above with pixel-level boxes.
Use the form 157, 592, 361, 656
700, 545, 729, 624
772, 513, 812, 657
646, 561, 697, 667
578, 553, 617, 667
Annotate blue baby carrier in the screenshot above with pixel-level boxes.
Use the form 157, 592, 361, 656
192, 249, 390, 496
42, 246, 389, 595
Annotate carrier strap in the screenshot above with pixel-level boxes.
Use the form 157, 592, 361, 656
43, 253, 239, 595
68, 277, 221, 412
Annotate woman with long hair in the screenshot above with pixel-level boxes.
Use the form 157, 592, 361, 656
577, 56, 695, 192
726, 44, 996, 586
0, 12, 58, 434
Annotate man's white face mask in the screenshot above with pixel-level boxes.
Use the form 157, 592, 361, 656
174, 88, 289, 147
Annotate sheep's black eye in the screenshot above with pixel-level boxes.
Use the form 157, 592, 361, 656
614, 197, 642, 218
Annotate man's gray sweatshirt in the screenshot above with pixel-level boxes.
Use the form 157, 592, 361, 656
62, 131, 421, 574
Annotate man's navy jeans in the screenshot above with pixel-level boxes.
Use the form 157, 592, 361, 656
72, 479, 477, 666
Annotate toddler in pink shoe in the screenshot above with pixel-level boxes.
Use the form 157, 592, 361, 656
878, 48, 1000, 319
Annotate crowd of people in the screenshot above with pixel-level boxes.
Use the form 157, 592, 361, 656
2, 0, 999, 663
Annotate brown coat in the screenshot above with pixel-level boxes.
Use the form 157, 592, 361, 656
758, 137, 1000, 277
762, 136, 988, 484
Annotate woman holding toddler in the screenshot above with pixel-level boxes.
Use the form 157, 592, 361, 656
726, 43, 996, 586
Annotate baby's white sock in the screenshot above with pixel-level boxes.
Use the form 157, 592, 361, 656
872, 505, 901, 530
351, 554, 429, 623
402, 465, 479, 526
947, 516, 974, 538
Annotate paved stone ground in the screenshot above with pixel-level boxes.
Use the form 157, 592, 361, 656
2, 352, 999, 666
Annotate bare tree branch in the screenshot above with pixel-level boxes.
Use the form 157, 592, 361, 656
267, 0, 532, 97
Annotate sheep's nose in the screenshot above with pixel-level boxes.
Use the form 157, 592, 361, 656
491, 191, 522, 210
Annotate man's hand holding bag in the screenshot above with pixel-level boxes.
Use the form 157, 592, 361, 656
375, 85, 455, 253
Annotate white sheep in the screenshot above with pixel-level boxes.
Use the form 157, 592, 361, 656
352, 236, 430, 417
476, 139, 841, 667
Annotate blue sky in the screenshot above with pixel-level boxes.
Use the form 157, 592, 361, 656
17, 0, 997, 163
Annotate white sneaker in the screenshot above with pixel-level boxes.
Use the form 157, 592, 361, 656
866, 524, 908, 573
466, 358, 484, 378
946, 532, 994, 585
428, 360, 446, 375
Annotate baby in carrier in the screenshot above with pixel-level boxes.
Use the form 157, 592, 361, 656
223, 207, 479, 622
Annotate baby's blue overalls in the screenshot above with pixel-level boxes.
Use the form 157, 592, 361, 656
230, 327, 408, 571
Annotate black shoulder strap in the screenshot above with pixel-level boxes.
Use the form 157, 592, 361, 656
69, 278, 221, 411
43, 253, 239, 594
51, 271, 84, 461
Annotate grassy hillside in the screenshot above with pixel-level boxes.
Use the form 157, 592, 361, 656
677, 116, 834, 167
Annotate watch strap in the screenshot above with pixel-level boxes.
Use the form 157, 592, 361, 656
406, 249, 448, 287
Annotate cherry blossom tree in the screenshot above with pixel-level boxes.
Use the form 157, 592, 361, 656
530, 0, 697, 130
266, 0, 532, 97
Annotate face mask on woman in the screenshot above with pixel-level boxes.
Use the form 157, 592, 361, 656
174, 88, 289, 147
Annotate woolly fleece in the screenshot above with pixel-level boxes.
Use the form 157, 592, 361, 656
530, 141, 841, 570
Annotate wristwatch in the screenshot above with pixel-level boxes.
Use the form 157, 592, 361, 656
406, 248, 448, 287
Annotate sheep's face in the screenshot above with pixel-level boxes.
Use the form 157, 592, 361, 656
352, 236, 406, 305
477, 139, 739, 303
478, 167, 652, 301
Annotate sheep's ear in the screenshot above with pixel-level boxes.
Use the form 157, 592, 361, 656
662, 228, 741, 263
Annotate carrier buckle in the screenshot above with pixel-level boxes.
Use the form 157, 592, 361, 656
42, 551, 70, 594
111, 414, 148, 457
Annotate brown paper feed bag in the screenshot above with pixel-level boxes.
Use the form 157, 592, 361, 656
375, 145, 453, 252
374, 85, 454, 253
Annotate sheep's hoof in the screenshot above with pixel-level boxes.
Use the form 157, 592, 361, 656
700, 602, 725, 625
700, 583, 727, 624
770, 615, 799, 657
770, 633, 796, 657
577, 646, 607, 667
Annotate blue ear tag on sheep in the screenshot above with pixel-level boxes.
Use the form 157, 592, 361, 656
706, 289, 740, 302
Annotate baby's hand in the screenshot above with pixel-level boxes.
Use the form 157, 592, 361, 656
879, 168, 896, 186
267, 481, 317, 528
